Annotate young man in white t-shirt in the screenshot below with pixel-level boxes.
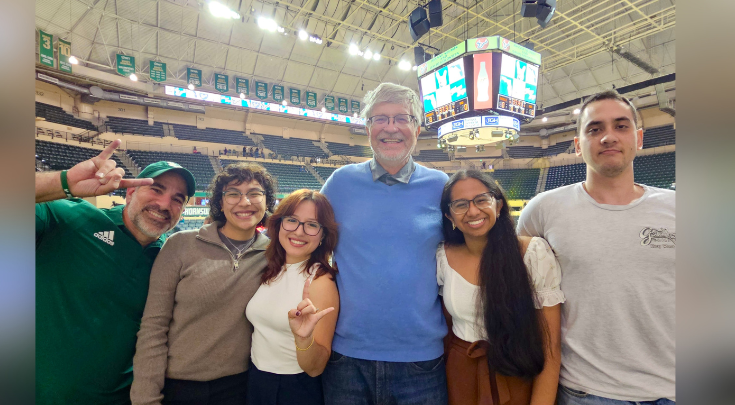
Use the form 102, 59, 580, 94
517, 90, 675, 405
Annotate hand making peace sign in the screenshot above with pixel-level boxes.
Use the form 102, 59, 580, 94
288, 278, 335, 340
65, 139, 153, 197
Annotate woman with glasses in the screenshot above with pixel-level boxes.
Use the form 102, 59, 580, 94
438, 170, 565, 405
246, 189, 339, 405
131, 162, 277, 405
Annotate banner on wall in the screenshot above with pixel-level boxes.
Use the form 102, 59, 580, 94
58, 38, 72, 73
255, 81, 268, 99
214, 73, 229, 93
350, 100, 360, 114
324, 96, 335, 111
187, 67, 202, 87
289, 88, 301, 105
272, 85, 284, 102
39, 30, 54, 67
337, 98, 348, 114
149, 61, 166, 82
306, 91, 317, 108
116, 54, 136, 76
236, 77, 249, 95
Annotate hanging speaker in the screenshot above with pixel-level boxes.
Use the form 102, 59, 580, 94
428, 0, 443, 28
413, 47, 426, 66
409, 7, 431, 41
521, 1, 538, 18
536, 0, 556, 28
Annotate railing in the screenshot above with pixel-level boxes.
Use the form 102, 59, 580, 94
36, 127, 113, 147
126, 141, 208, 155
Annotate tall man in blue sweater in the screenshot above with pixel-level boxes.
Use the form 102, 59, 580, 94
320, 83, 449, 404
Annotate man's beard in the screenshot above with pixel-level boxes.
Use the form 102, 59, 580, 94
131, 205, 175, 239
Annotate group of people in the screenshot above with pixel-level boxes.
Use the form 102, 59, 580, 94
35, 83, 674, 405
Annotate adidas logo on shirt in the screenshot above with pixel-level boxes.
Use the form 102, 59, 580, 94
94, 230, 115, 246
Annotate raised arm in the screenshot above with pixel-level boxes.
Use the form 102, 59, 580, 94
36, 139, 153, 203
288, 274, 340, 377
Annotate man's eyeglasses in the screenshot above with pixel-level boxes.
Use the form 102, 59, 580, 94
281, 216, 323, 236
448, 193, 496, 215
367, 114, 417, 128
223, 189, 265, 205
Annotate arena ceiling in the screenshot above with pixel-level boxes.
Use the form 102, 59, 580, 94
35, 0, 675, 111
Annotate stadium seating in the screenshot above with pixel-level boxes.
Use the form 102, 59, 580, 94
544, 152, 676, 191
35, 102, 97, 131
642, 125, 676, 149
506, 140, 573, 159
35, 139, 132, 178
106, 116, 165, 138
258, 133, 326, 159
489, 169, 540, 200
545, 163, 586, 190
325, 141, 373, 158
127, 150, 215, 190
313, 166, 338, 182
221, 159, 322, 193
172, 124, 257, 147
166, 219, 205, 236
633, 152, 676, 189
414, 149, 451, 162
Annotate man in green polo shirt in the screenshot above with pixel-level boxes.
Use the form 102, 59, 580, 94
35, 140, 196, 404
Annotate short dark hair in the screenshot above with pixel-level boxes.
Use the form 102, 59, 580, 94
207, 162, 277, 226
577, 89, 639, 134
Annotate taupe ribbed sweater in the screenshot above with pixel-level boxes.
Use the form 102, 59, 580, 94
131, 222, 269, 405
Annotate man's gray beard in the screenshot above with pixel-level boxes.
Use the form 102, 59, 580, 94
132, 210, 173, 239
370, 140, 416, 163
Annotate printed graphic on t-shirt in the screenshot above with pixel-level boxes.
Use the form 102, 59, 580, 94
639, 227, 675, 249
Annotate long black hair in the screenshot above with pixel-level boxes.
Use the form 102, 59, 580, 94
441, 169, 547, 379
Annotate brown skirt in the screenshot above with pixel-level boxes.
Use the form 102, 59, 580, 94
445, 332, 532, 405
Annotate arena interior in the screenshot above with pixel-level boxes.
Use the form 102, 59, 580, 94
33, 0, 675, 230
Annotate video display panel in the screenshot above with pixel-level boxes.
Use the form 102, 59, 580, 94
420, 59, 469, 125
497, 53, 539, 117
472, 53, 494, 110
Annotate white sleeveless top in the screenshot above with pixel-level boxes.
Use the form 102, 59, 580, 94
436, 237, 566, 343
246, 260, 316, 374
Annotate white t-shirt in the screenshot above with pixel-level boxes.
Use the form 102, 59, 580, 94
517, 182, 675, 402
436, 237, 565, 343
246, 260, 316, 374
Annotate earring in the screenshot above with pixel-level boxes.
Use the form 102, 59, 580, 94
319, 241, 322, 246
452, 222, 456, 230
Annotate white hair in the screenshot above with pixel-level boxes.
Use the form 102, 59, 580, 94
361, 83, 422, 124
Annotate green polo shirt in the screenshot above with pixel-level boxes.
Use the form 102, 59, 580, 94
36, 199, 165, 405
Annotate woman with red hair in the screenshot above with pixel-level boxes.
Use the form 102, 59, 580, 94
246, 189, 339, 405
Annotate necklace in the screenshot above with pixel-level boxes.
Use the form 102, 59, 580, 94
220, 232, 256, 259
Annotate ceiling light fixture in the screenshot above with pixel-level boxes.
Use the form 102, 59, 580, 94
129, 73, 138, 81
240, 93, 246, 99
282, 100, 288, 106
411, 65, 418, 71
321, 107, 326, 112
373, 53, 380, 61
398, 60, 411, 70
68, 56, 79, 64
349, 43, 360, 56
298, 30, 308, 40
208, 1, 241, 19
542, 117, 548, 122
363, 50, 373, 60
188, 83, 195, 90
573, 108, 580, 115
257, 17, 278, 32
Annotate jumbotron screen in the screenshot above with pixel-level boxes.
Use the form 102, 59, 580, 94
419, 59, 469, 125
497, 53, 539, 117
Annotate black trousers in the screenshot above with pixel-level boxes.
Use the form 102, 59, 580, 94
161, 371, 248, 405
247, 362, 324, 405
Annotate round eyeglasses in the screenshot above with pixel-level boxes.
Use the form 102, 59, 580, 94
281, 216, 323, 236
448, 193, 496, 215
223, 189, 265, 205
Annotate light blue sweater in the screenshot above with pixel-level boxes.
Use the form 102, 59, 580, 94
321, 161, 449, 361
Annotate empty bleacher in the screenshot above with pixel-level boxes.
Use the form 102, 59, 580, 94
127, 150, 215, 190
634, 152, 676, 189
172, 124, 257, 147
415, 149, 450, 162
221, 159, 321, 193
545, 163, 586, 191
326, 142, 373, 158
507, 140, 573, 159
35, 139, 132, 178
313, 166, 338, 182
35, 102, 97, 131
107, 116, 165, 138
259, 134, 325, 159
643, 125, 676, 149
489, 169, 540, 200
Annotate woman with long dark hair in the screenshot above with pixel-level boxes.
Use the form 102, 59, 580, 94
131, 162, 277, 405
246, 189, 339, 405
439, 170, 565, 405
